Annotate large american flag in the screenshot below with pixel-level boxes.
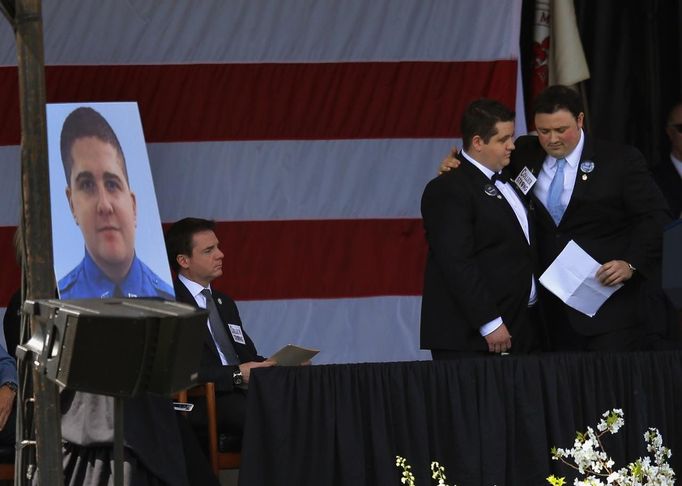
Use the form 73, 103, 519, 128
0, 0, 525, 363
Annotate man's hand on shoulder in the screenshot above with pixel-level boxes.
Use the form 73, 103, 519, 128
0, 383, 16, 430
596, 260, 635, 286
484, 324, 512, 354
438, 147, 461, 175
239, 359, 276, 384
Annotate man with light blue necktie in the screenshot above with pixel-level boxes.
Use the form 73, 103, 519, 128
512, 86, 672, 351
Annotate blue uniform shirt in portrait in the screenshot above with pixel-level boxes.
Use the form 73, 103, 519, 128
58, 250, 174, 299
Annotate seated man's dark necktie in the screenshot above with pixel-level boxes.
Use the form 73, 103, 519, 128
201, 289, 240, 365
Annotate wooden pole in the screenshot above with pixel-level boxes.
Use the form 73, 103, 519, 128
11, 0, 64, 483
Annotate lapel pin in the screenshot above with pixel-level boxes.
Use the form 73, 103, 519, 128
217, 298, 222, 305
579, 160, 594, 181
484, 184, 499, 197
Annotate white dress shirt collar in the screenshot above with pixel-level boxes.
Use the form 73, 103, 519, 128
178, 273, 231, 365
178, 273, 212, 306
670, 153, 682, 179
461, 149, 497, 179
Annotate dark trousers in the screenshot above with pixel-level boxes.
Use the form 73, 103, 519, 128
175, 414, 221, 486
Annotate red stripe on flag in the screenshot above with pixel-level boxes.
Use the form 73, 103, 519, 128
0, 219, 427, 305
181, 219, 427, 300
0, 61, 517, 145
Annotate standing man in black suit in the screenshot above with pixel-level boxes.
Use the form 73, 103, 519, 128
165, 217, 274, 443
439, 86, 672, 351
420, 99, 542, 359
654, 101, 682, 219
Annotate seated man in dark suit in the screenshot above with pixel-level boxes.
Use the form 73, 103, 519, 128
165, 218, 275, 445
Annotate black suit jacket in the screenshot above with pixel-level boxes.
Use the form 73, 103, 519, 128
653, 155, 682, 218
420, 156, 537, 352
174, 279, 263, 391
511, 135, 671, 336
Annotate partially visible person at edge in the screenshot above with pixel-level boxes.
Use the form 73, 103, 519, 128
438, 85, 674, 351
652, 100, 682, 339
58, 106, 173, 300
654, 101, 682, 218
420, 99, 544, 359
0, 344, 17, 450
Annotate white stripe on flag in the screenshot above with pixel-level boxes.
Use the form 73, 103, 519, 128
0, 0, 523, 66
238, 295, 430, 364
150, 138, 458, 222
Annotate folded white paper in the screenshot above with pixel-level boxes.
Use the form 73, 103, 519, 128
538, 240, 622, 317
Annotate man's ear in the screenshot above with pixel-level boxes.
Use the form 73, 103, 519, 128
471, 134, 484, 152
576, 112, 585, 130
666, 125, 677, 142
131, 191, 137, 227
176, 254, 190, 270
65, 187, 77, 225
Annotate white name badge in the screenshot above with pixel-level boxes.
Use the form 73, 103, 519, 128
514, 166, 537, 195
228, 324, 246, 344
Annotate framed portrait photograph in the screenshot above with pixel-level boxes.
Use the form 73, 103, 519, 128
48, 102, 174, 299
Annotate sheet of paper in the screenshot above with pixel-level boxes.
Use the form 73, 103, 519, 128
269, 344, 319, 366
538, 240, 622, 317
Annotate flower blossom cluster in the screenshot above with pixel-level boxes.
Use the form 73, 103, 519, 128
547, 409, 675, 486
396, 456, 416, 486
395, 457, 455, 486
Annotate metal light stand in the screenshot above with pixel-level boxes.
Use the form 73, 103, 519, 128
19, 298, 206, 486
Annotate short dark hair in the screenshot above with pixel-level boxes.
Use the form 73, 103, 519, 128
461, 99, 515, 150
532, 85, 583, 119
60, 106, 129, 186
165, 218, 216, 272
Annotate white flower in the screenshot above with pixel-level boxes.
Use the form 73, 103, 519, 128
575, 478, 605, 486
597, 409, 625, 434
606, 472, 619, 484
